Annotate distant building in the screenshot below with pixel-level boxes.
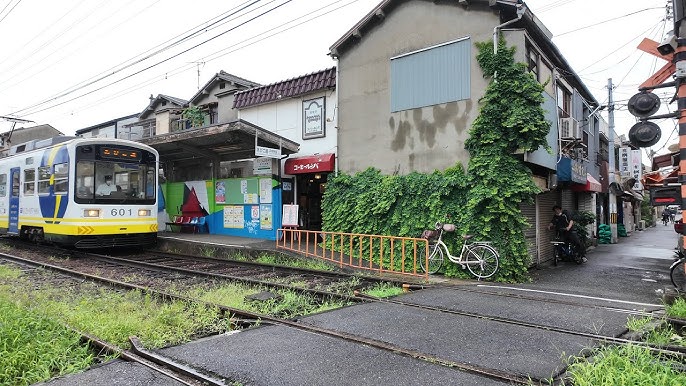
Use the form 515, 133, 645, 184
0, 124, 63, 157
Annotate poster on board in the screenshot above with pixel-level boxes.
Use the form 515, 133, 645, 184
282, 204, 299, 227
260, 204, 273, 230
223, 206, 244, 228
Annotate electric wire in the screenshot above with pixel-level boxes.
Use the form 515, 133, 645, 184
0, 0, 23, 25
10, 0, 295, 118
0, 0, 262, 99
0, 0, 88, 71
50, 0, 364, 120
554, 7, 663, 37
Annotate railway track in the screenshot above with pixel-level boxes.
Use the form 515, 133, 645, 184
3, 246, 686, 385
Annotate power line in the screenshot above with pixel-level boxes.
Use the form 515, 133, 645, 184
10, 0, 295, 118
47, 0, 365, 121
0, 0, 23, 25
555, 7, 663, 37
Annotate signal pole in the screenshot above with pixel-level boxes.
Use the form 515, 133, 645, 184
677, 10, 686, 251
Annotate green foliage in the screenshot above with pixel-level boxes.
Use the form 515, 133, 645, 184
567, 344, 686, 385
182, 106, 205, 127
641, 200, 655, 227
572, 210, 596, 246
0, 297, 94, 386
321, 38, 550, 282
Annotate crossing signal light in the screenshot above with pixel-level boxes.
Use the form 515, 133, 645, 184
627, 91, 662, 148
628, 121, 661, 148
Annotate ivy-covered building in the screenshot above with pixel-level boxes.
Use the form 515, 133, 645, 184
328, 0, 606, 265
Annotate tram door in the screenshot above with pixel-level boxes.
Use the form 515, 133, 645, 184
8, 168, 19, 234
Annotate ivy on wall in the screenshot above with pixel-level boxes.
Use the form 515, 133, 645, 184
321, 38, 551, 282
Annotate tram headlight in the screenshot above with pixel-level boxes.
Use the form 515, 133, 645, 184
84, 209, 100, 218
138, 209, 151, 217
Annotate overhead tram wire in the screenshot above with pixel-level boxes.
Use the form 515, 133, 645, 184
0, 0, 110, 78
0, 0, 162, 91
44, 0, 365, 120
10, 0, 295, 118
0, 0, 23, 25
577, 19, 664, 75
1, 0, 261, 104
0, 0, 88, 70
7, 0, 269, 117
555, 7, 664, 37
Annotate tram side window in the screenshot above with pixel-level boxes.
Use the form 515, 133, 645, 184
37, 166, 51, 195
0, 174, 6, 197
76, 161, 94, 198
23, 169, 35, 195
145, 169, 155, 198
54, 163, 68, 194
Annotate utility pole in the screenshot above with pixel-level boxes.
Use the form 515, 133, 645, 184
608, 79, 618, 243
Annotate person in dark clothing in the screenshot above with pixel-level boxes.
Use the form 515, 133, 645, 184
548, 205, 586, 263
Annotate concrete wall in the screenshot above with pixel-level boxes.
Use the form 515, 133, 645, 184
193, 89, 239, 123
336, 1, 500, 175
156, 111, 171, 135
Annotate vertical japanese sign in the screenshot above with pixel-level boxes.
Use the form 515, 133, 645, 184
630, 149, 643, 190
619, 147, 631, 178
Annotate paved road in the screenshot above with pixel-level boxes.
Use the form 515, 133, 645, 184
41, 224, 677, 386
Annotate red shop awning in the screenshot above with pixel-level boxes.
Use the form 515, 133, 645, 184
571, 173, 602, 193
284, 153, 335, 174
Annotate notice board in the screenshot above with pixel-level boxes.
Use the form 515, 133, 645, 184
216, 178, 259, 204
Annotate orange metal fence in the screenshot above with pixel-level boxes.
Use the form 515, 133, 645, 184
276, 228, 429, 279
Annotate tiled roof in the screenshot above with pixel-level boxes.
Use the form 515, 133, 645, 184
233, 67, 336, 109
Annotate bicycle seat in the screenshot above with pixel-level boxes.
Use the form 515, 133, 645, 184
462, 234, 474, 240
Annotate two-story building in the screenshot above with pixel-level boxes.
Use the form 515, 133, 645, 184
233, 67, 337, 230
328, 0, 604, 264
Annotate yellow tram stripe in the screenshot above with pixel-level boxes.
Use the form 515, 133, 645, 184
52, 195, 61, 221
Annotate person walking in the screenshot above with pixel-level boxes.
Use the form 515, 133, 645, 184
548, 205, 586, 263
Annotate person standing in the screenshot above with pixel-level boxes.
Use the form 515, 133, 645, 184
548, 205, 586, 263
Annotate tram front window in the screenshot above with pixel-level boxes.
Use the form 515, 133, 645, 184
76, 161, 155, 203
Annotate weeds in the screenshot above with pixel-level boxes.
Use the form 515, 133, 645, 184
566, 344, 686, 385
364, 282, 404, 298
666, 297, 686, 319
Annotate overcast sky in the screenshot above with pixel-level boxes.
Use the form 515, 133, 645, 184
0, 0, 672, 160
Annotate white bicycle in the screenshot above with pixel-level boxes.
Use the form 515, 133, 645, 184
420, 222, 500, 279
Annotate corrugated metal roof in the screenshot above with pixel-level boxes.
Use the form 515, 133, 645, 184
233, 67, 336, 109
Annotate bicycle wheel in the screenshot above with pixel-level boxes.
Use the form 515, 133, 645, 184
553, 246, 559, 266
670, 259, 686, 292
465, 244, 499, 279
420, 242, 444, 274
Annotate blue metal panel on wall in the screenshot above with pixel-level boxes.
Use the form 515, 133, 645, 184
524, 93, 557, 170
390, 38, 471, 112
557, 157, 586, 184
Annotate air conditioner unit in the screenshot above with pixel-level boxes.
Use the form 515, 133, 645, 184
560, 117, 581, 139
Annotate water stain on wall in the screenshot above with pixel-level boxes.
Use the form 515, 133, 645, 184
389, 101, 470, 152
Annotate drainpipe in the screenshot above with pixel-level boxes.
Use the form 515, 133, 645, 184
493, 3, 526, 55
334, 61, 340, 177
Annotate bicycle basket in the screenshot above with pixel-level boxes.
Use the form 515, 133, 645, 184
421, 230, 438, 240
442, 223, 456, 232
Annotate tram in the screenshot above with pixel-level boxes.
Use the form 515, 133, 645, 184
0, 136, 159, 248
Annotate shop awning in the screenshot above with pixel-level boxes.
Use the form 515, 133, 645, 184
284, 153, 335, 174
571, 173, 602, 193
622, 190, 644, 201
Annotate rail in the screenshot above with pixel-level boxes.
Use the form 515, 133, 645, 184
276, 229, 429, 279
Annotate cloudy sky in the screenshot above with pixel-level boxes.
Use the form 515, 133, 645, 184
0, 0, 672, 159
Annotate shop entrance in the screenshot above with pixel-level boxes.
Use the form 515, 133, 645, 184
297, 173, 328, 230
